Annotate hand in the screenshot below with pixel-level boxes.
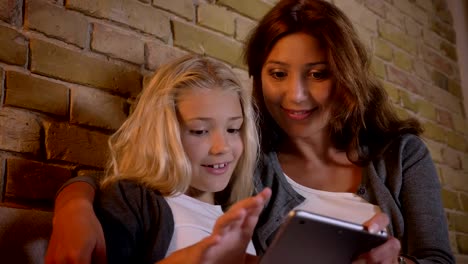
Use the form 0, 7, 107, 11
160, 188, 271, 264
352, 212, 401, 264
45, 182, 106, 264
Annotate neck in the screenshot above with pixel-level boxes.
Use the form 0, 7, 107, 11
185, 187, 214, 204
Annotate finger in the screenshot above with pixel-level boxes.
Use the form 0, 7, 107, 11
92, 237, 107, 264
213, 208, 246, 236
363, 212, 389, 233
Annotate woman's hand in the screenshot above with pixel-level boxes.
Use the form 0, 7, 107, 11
160, 188, 271, 264
45, 182, 106, 264
352, 212, 406, 264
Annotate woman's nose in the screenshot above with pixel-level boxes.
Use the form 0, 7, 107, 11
286, 75, 308, 103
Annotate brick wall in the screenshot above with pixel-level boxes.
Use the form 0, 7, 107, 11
0, 0, 467, 261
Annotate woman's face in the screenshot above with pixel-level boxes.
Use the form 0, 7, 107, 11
261, 32, 333, 140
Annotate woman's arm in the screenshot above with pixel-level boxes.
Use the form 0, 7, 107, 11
45, 181, 106, 264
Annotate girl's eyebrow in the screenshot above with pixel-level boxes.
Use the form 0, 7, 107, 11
186, 116, 244, 122
264, 60, 328, 67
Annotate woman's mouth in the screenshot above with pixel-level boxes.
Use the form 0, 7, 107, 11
282, 108, 314, 120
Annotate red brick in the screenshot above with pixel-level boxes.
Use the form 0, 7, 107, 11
146, 41, 188, 71
0, 0, 22, 26
25, 0, 89, 48
44, 122, 109, 168
5, 158, 72, 202
5, 71, 69, 116
66, 0, 171, 42
91, 23, 145, 65
30, 39, 142, 97
70, 86, 128, 130
386, 65, 424, 96
437, 108, 454, 130
0, 107, 41, 155
0, 25, 28, 66
423, 47, 454, 76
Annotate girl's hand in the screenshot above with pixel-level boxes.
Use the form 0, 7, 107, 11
161, 188, 271, 264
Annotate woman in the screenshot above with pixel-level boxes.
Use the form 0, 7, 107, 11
45, 0, 454, 263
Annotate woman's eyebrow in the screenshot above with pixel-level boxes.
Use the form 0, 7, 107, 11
264, 60, 328, 67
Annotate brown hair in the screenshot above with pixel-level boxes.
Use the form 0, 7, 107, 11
245, 0, 422, 165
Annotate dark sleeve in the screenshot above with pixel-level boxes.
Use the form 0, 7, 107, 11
95, 180, 174, 264
56, 171, 102, 196
400, 135, 455, 264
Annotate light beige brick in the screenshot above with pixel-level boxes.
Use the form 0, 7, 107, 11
450, 232, 459, 255
399, 90, 419, 113
386, 65, 424, 96
71, 86, 128, 130
173, 20, 244, 68
441, 147, 463, 170
0, 25, 28, 66
5, 71, 69, 116
363, 0, 386, 18
461, 192, 468, 212
425, 140, 443, 163
25, 0, 88, 48
378, 21, 417, 54
334, 0, 378, 32
394, 106, 411, 120
0, 107, 41, 155
423, 28, 442, 50
426, 86, 464, 116
91, 23, 145, 65
457, 234, 468, 255
146, 41, 188, 71
373, 38, 393, 61
30, 39, 142, 96
405, 17, 422, 37
66, 0, 171, 41
437, 108, 454, 130
152, 0, 194, 20
440, 166, 468, 192
419, 100, 437, 121
235, 16, 256, 42
393, 49, 413, 72
441, 188, 461, 210
414, 0, 432, 11
447, 212, 468, 233
448, 79, 462, 98
217, 0, 272, 20
5, 158, 72, 202
385, 4, 406, 30
431, 70, 449, 91
423, 47, 453, 76
423, 121, 446, 143
440, 41, 457, 61
452, 114, 466, 134
44, 122, 109, 168
0, 0, 22, 26
430, 18, 456, 44
446, 131, 466, 152
382, 81, 400, 103
198, 4, 235, 35
370, 57, 386, 79
413, 59, 430, 81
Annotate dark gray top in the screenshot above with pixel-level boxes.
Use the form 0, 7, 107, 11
66, 134, 454, 263
252, 134, 454, 263
95, 180, 174, 264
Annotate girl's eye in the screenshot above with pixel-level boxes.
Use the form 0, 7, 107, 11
189, 130, 208, 135
269, 70, 288, 80
227, 128, 241, 134
308, 70, 329, 80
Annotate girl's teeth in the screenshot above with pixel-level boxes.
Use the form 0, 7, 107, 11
212, 163, 226, 169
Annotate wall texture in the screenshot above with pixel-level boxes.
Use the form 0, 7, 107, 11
0, 0, 467, 261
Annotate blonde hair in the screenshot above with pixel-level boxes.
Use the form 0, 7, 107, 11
101, 55, 259, 207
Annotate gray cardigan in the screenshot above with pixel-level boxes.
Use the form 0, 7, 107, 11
65, 135, 454, 263
252, 134, 454, 263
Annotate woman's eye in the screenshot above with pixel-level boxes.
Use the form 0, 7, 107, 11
308, 70, 329, 80
269, 70, 287, 80
189, 130, 208, 135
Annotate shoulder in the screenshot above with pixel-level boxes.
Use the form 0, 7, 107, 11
388, 134, 430, 165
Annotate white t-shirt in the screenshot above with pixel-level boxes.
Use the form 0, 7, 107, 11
165, 194, 257, 257
285, 174, 381, 225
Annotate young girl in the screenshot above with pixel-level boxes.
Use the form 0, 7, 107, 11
95, 55, 270, 264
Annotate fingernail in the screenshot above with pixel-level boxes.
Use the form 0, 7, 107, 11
368, 223, 378, 233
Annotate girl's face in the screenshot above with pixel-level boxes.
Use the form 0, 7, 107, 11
261, 32, 334, 140
177, 88, 244, 203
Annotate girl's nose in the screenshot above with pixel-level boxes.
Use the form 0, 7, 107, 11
209, 132, 230, 155
286, 75, 308, 103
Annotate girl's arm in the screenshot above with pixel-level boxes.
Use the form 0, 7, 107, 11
45, 176, 105, 264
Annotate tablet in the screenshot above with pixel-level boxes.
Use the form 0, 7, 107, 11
259, 210, 388, 264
